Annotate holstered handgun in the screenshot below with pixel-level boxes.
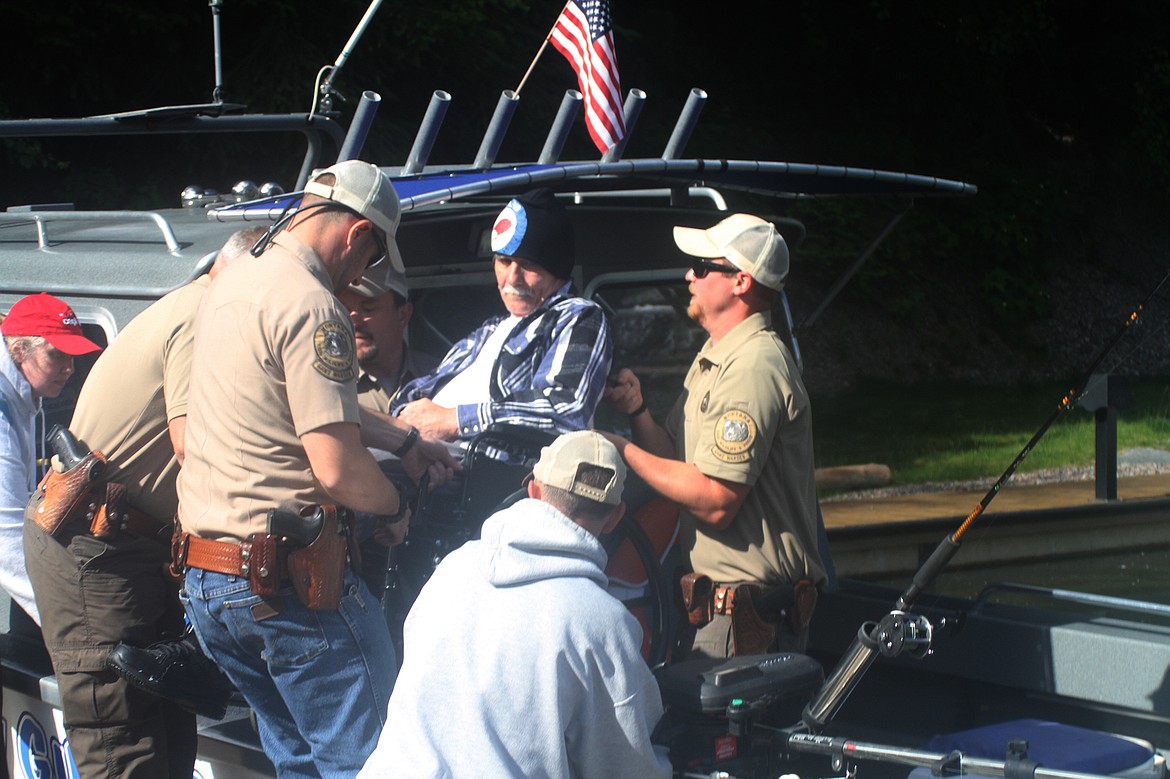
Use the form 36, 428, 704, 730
26, 450, 107, 536
285, 505, 348, 611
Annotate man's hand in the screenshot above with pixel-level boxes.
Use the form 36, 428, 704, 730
603, 367, 645, 416
598, 430, 631, 457
372, 509, 411, 547
399, 398, 460, 442
400, 437, 461, 489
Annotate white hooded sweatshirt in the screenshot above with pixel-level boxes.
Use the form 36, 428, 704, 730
359, 498, 671, 779
0, 343, 41, 624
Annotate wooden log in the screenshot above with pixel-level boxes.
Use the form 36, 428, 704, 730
815, 463, 892, 492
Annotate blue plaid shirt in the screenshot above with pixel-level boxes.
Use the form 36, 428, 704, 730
393, 282, 612, 439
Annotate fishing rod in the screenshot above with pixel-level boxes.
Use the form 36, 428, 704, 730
801, 265, 1170, 733
787, 731, 1127, 779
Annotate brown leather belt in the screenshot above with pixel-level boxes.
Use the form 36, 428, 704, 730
179, 533, 288, 582
176, 517, 350, 609
712, 584, 740, 616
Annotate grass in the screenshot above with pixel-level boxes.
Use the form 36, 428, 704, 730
812, 377, 1170, 486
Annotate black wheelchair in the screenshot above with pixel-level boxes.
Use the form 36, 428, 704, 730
378, 423, 675, 668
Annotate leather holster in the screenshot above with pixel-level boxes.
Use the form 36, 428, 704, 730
25, 451, 107, 536
286, 505, 348, 611
729, 584, 777, 656
786, 578, 819, 633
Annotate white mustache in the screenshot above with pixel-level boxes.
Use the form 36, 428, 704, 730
502, 284, 536, 299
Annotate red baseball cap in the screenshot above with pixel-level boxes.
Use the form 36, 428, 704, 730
1, 293, 102, 356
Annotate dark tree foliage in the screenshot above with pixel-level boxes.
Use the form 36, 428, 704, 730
3, 0, 1170, 375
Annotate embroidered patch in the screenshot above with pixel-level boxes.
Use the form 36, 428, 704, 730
711, 409, 756, 463
312, 320, 355, 382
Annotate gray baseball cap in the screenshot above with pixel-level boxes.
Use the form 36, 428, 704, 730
351, 263, 409, 300
304, 160, 404, 272
673, 213, 789, 291
533, 431, 627, 506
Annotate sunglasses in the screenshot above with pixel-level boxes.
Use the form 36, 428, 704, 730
250, 201, 387, 269
690, 258, 740, 278
367, 229, 387, 269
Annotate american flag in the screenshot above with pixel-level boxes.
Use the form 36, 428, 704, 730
549, 0, 626, 153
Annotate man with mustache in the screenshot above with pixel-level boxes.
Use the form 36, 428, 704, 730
393, 188, 612, 443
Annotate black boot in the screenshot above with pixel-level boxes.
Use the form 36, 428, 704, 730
106, 632, 234, 720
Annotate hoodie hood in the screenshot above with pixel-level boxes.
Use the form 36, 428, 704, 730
0, 342, 37, 419
477, 498, 609, 589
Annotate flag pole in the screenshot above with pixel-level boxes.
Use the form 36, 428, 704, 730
515, 2, 570, 96
514, 40, 550, 96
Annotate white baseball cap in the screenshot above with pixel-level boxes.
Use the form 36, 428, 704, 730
351, 263, 409, 300
304, 160, 404, 272
533, 431, 627, 506
673, 213, 789, 291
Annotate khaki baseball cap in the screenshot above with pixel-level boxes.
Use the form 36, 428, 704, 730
533, 431, 627, 506
351, 263, 409, 300
673, 213, 789, 291
304, 160, 404, 272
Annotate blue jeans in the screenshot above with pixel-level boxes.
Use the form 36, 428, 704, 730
181, 567, 396, 778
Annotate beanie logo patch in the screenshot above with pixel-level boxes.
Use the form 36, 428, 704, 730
491, 199, 527, 256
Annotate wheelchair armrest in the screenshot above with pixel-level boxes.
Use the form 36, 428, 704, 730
466, 424, 558, 462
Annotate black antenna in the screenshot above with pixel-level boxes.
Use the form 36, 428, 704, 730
312, 0, 385, 116
209, 0, 225, 104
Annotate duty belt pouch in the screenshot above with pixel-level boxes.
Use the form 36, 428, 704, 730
89, 481, 127, 539
729, 584, 777, 657
286, 505, 346, 611
25, 451, 107, 536
244, 533, 281, 597
679, 572, 714, 627
786, 578, 818, 634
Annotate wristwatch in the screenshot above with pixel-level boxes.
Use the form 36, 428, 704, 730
393, 426, 420, 457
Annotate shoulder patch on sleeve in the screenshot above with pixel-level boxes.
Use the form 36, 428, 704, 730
710, 409, 756, 463
312, 320, 356, 382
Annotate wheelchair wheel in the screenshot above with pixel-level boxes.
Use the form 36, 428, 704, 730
492, 488, 672, 667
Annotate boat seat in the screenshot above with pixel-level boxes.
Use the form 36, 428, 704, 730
906, 719, 1165, 779
656, 653, 824, 714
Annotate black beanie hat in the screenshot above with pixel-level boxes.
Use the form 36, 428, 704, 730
489, 188, 575, 279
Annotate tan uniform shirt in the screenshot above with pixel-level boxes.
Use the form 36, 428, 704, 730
666, 312, 826, 587
354, 350, 435, 414
70, 276, 209, 520
177, 233, 359, 541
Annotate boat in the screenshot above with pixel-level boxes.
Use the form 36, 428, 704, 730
3, 6, 1168, 779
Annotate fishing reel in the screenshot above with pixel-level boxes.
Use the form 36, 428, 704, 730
871, 610, 933, 660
